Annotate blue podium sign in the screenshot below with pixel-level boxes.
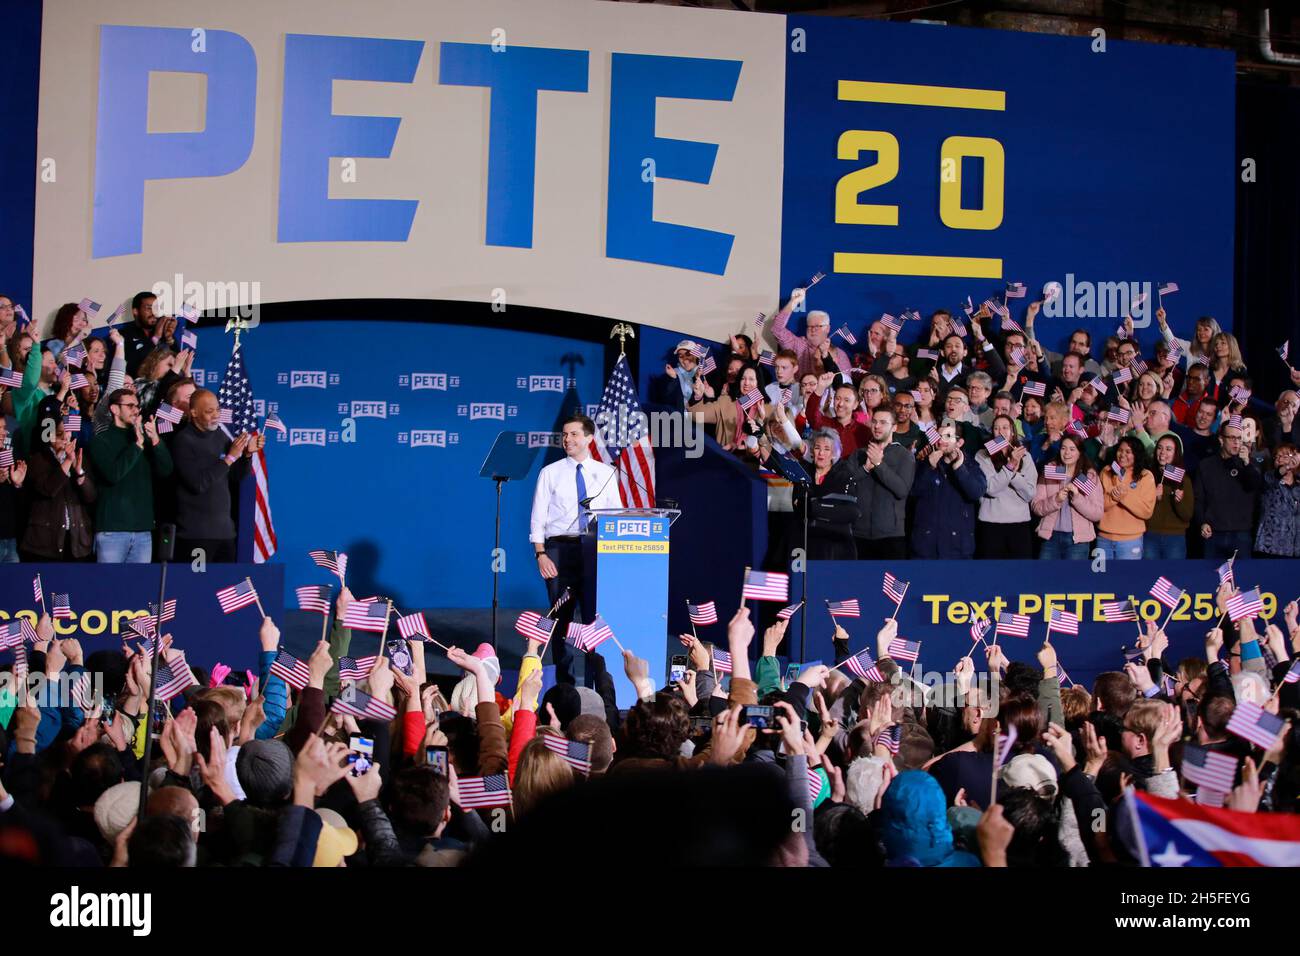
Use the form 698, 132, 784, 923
594, 510, 676, 707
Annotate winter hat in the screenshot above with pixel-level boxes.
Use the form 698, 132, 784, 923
450, 644, 501, 716
1001, 753, 1058, 796
236, 739, 294, 806
313, 808, 359, 867
541, 684, 582, 731
473, 643, 501, 686
576, 686, 606, 719
93, 781, 141, 843
875, 770, 956, 867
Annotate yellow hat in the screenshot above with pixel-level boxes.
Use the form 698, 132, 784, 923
313, 808, 359, 867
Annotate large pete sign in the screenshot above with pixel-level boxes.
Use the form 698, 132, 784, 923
34, 0, 1232, 347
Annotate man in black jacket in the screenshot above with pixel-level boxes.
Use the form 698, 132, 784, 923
1193, 419, 1260, 560
120, 291, 178, 378
843, 406, 915, 559
170, 389, 256, 562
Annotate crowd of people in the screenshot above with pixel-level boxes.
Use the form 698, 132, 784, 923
654, 288, 1298, 564
1, 577, 1296, 868
0, 292, 263, 565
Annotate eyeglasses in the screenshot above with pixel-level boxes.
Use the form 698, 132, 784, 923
115, 401, 139, 409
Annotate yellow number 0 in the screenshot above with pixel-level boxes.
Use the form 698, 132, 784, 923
834, 130, 899, 226
939, 136, 1004, 231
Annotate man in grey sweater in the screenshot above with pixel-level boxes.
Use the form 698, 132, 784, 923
843, 407, 915, 559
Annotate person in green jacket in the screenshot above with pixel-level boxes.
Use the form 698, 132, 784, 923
12, 335, 70, 454
88, 386, 173, 562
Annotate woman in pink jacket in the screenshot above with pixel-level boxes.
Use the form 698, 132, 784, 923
1032, 434, 1105, 559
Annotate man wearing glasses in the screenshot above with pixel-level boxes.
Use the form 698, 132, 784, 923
88, 388, 173, 562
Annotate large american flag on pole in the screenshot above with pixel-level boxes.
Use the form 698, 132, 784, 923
590, 356, 655, 508
219, 343, 277, 563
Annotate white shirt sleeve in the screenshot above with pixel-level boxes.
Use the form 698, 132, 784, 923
530, 463, 553, 544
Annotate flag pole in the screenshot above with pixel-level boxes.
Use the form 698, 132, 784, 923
687, 600, 698, 643
320, 588, 332, 647
247, 576, 266, 619
1157, 593, 1182, 634
35, 574, 46, 618
888, 582, 908, 623
740, 566, 750, 615
378, 600, 394, 659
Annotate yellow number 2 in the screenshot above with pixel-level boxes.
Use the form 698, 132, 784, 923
834, 130, 899, 226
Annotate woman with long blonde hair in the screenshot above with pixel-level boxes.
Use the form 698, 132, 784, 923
512, 729, 577, 819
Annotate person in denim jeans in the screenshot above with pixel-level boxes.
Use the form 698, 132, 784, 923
1097, 437, 1155, 561
1144, 433, 1194, 559
1032, 435, 1104, 559
89, 387, 173, 563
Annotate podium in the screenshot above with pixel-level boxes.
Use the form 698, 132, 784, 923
590, 508, 679, 708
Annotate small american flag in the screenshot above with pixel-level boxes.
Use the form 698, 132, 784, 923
777, 602, 804, 621
1111, 461, 1125, 478
515, 611, 557, 645
1114, 321, 1129, 341
63, 343, 87, 368
457, 773, 512, 809
338, 655, 379, 682
984, 436, 1009, 457
309, 549, 348, 583
843, 648, 882, 682
71, 673, 97, 714
887, 638, 921, 663
296, 585, 331, 615
0, 369, 23, 388
342, 599, 390, 633
64, 413, 82, 432
269, 650, 312, 691
13, 304, 29, 327
834, 325, 858, 346
971, 616, 992, 643
11, 642, 26, 680
742, 569, 789, 602
1180, 744, 1238, 793
1149, 576, 1183, 610
698, 355, 717, 376
902, 309, 923, 323
1101, 600, 1138, 623
996, 613, 1031, 639
757, 351, 774, 368
1216, 559, 1235, 588
1131, 358, 1149, 377
1022, 380, 1046, 397
216, 580, 259, 614
826, 599, 860, 618
879, 315, 902, 334
1111, 367, 1133, 386
1196, 788, 1226, 808
1044, 465, 1068, 482
1158, 282, 1179, 297
1166, 339, 1184, 360
331, 687, 397, 721
1225, 699, 1286, 750
1229, 385, 1251, 405
806, 767, 824, 803
1005, 282, 1026, 299
949, 318, 968, 337
712, 648, 733, 674
1106, 408, 1131, 426
687, 601, 718, 626
155, 418, 174, 435
397, 611, 431, 642
1057, 666, 1074, 688
0, 618, 36, 648
1009, 348, 1026, 367
1279, 342, 1290, 363
1047, 609, 1079, 636
149, 599, 177, 623
916, 348, 939, 361
78, 298, 101, 318
1282, 660, 1300, 685
218, 407, 234, 424
1065, 420, 1088, 439
155, 403, 184, 425
804, 271, 826, 288
1224, 588, 1263, 623
921, 422, 940, 447
1226, 414, 1244, 430
688, 342, 710, 359
263, 412, 286, 435
1162, 465, 1186, 484
738, 388, 764, 412
875, 724, 902, 755
541, 734, 593, 774
126, 615, 156, 639
32, 574, 42, 605
68, 374, 89, 390
0, 449, 13, 470
155, 653, 199, 702
882, 571, 908, 605
1071, 473, 1098, 496
51, 593, 73, 620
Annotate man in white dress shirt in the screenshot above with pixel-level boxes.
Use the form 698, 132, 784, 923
529, 414, 621, 685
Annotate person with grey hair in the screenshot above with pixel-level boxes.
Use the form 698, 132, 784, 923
797, 428, 859, 559
768, 286, 851, 378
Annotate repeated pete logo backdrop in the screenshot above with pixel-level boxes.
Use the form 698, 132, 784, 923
29, 1, 1231, 352
233, 318, 606, 609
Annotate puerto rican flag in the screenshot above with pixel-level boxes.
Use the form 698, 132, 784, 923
1127, 790, 1300, 866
